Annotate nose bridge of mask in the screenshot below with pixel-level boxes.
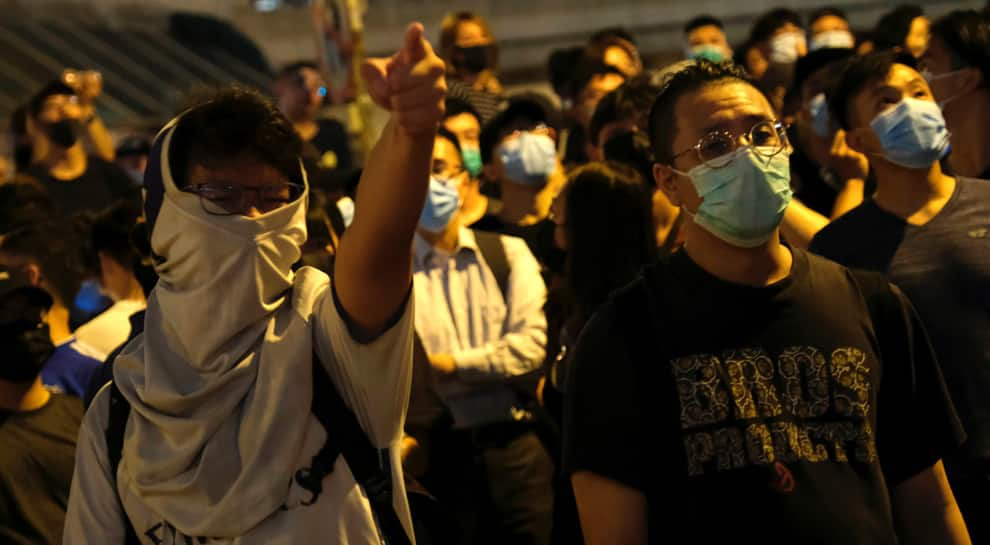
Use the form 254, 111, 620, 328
499, 132, 557, 185
869, 97, 950, 168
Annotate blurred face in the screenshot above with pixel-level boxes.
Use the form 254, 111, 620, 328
36, 93, 83, 125
185, 156, 297, 218
922, 35, 953, 77
277, 68, 326, 120
687, 24, 730, 50
443, 112, 481, 150
431, 136, 470, 205
604, 43, 642, 78
653, 81, 779, 213
745, 46, 770, 80
905, 16, 930, 58
810, 15, 849, 37
579, 73, 625, 125
846, 63, 936, 153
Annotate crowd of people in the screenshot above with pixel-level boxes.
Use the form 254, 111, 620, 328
2, 3, 990, 545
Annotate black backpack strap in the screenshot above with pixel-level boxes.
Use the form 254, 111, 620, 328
302, 355, 413, 545
105, 380, 142, 545
472, 229, 510, 299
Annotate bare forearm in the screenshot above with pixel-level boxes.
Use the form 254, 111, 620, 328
84, 117, 115, 161
831, 179, 865, 219
893, 462, 972, 545
335, 117, 433, 336
781, 199, 829, 249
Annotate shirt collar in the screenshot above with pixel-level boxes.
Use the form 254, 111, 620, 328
413, 226, 481, 268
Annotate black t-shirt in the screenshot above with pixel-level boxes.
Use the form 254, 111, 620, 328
27, 157, 138, 215
471, 215, 566, 277
563, 248, 962, 544
302, 119, 353, 173
0, 393, 83, 545
810, 176, 990, 470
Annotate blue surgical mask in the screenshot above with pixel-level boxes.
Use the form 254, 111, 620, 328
870, 97, 951, 170
808, 93, 832, 138
419, 176, 460, 233
809, 30, 855, 51
461, 145, 483, 178
499, 132, 557, 187
673, 146, 793, 247
686, 44, 726, 63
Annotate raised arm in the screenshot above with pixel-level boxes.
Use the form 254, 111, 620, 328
334, 23, 446, 340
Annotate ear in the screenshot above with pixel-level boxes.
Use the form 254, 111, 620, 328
842, 127, 876, 156
652, 163, 683, 207
24, 263, 41, 287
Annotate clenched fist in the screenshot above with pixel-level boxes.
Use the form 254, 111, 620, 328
361, 22, 447, 135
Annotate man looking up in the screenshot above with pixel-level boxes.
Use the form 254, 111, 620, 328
810, 50, 990, 543
64, 22, 446, 544
563, 59, 970, 545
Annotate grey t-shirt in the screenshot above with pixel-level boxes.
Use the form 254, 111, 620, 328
810, 176, 990, 470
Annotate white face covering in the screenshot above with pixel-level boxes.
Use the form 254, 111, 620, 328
113, 116, 316, 536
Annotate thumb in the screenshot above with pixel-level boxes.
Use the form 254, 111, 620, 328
361, 57, 392, 110
400, 22, 428, 65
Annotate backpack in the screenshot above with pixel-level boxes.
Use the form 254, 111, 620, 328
105, 353, 417, 545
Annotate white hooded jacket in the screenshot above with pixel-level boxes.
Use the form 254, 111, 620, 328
64, 115, 415, 544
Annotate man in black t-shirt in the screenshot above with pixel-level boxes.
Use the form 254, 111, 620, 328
811, 51, 990, 542
563, 59, 971, 545
24, 81, 137, 215
0, 285, 83, 545
273, 61, 353, 173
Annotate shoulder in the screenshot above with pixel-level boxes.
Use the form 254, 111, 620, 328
291, 266, 332, 317
809, 203, 877, 249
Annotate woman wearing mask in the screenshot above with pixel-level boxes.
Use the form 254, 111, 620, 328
541, 161, 657, 544
439, 12, 504, 124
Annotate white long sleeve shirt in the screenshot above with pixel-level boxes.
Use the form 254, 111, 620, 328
413, 228, 547, 429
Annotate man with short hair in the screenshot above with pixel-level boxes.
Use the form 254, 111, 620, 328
443, 97, 488, 226
64, 23, 446, 544
415, 126, 551, 545
0, 222, 102, 397
750, 8, 807, 65
810, 50, 990, 543
24, 82, 136, 215
808, 7, 856, 51
0, 285, 84, 545
273, 60, 353, 173
564, 59, 970, 545
683, 15, 732, 63
924, 9, 990, 179
561, 57, 626, 166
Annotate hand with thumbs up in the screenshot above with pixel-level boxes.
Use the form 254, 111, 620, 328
361, 22, 447, 135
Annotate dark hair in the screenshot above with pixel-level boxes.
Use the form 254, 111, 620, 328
564, 161, 656, 328
91, 201, 158, 297
809, 7, 849, 28
648, 60, 753, 164
569, 56, 625, 102
791, 47, 856, 96
480, 93, 559, 164
872, 4, 925, 52
750, 8, 804, 43
435, 125, 462, 155
547, 47, 586, 100
931, 10, 990, 85
828, 50, 918, 129
589, 72, 664, 147
685, 15, 724, 35
277, 60, 319, 80
443, 97, 482, 126
0, 218, 94, 306
590, 27, 637, 47
0, 181, 55, 235
28, 80, 76, 117
169, 87, 303, 188
733, 38, 760, 70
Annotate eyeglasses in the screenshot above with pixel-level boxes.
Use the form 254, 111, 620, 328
671, 120, 789, 169
185, 182, 305, 216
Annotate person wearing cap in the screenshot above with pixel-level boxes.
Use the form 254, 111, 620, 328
63, 23, 446, 544
811, 50, 990, 543
114, 135, 151, 186
0, 285, 84, 545
23, 81, 137, 215
476, 93, 567, 277
786, 47, 868, 219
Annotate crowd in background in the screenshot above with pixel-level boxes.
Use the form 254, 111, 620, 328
3, 2, 990, 545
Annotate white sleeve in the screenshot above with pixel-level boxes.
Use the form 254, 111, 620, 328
451, 235, 548, 382
63, 388, 127, 545
312, 279, 415, 449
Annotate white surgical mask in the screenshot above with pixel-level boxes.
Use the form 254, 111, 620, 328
809, 30, 855, 51
769, 32, 806, 63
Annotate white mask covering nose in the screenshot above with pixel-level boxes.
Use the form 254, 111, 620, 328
113, 115, 315, 536
769, 31, 806, 63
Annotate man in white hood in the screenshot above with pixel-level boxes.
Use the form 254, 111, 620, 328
63, 22, 446, 545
